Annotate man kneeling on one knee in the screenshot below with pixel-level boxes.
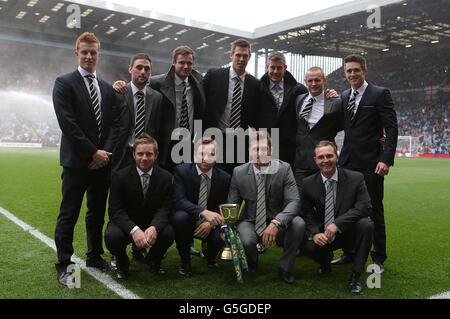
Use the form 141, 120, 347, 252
227, 130, 306, 284
299, 140, 374, 293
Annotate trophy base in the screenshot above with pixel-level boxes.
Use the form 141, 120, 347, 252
220, 247, 233, 260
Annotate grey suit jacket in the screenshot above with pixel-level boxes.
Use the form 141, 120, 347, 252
227, 160, 300, 227
112, 83, 163, 173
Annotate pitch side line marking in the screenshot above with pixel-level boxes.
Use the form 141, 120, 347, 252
0, 206, 142, 299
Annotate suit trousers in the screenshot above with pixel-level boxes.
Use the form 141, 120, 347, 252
300, 217, 374, 273
55, 166, 110, 269
171, 210, 224, 263
104, 222, 174, 270
237, 216, 305, 273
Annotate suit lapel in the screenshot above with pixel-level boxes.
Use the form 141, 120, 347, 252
144, 166, 158, 203
208, 166, 218, 208
161, 72, 176, 110
144, 86, 154, 131
126, 85, 135, 127
246, 163, 257, 198
75, 71, 95, 118
335, 169, 346, 215
130, 167, 145, 203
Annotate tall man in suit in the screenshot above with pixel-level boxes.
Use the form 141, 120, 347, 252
256, 51, 307, 167
112, 53, 162, 174
333, 54, 398, 273
149, 46, 206, 173
105, 134, 174, 279
203, 39, 260, 174
53, 32, 121, 286
299, 141, 373, 293
227, 130, 305, 284
171, 138, 231, 276
294, 67, 343, 194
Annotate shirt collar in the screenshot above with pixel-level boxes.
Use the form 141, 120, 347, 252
78, 66, 97, 79
130, 82, 144, 96
136, 166, 153, 177
352, 81, 368, 96
308, 91, 324, 103
174, 73, 189, 86
270, 78, 284, 90
321, 169, 338, 184
230, 66, 246, 82
195, 165, 212, 179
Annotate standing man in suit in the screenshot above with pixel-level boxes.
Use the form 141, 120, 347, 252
171, 138, 231, 277
105, 134, 174, 279
203, 39, 260, 174
333, 54, 398, 273
149, 46, 206, 173
299, 141, 373, 293
256, 51, 307, 167
294, 67, 343, 194
112, 53, 162, 174
227, 130, 305, 284
53, 32, 121, 286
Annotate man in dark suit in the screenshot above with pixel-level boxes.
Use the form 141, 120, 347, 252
171, 138, 231, 276
149, 46, 206, 173
112, 53, 162, 174
256, 52, 307, 167
227, 130, 305, 284
203, 39, 260, 174
299, 141, 373, 293
53, 32, 121, 286
294, 67, 343, 194
105, 134, 174, 279
333, 54, 398, 273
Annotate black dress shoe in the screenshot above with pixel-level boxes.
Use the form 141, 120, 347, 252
58, 271, 72, 287
86, 257, 110, 271
116, 268, 129, 280
348, 272, 363, 293
178, 262, 192, 277
331, 254, 354, 265
374, 262, 385, 274
279, 267, 295, 284
319, 263, 332, 274
207, 260, 219, 269
110, 255, 118, 270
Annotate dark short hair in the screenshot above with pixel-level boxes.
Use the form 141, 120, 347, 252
194, 137, 217, 152
344, 54, 367, 69
231, 39, 251, 54
267, 51, 286, 65
314, 140, 337, 156
172, 45, 195, 62
75, 32, 100, 50
249, 130, 272, 149
129, 53, 152, 68
133, 133, 158, 153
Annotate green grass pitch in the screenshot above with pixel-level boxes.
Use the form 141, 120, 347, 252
0, 148, 449, 298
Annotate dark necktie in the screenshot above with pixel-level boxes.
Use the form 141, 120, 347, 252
324, 179, 335, 229
255, 173, 266, 237
346, 90, 359, 120
179, 81, 189, 131
85, 74, 102, 140
141, 173, 150, 198
198, 173, 208, 210
134, 91, 145, 139
230, 76, 242, 129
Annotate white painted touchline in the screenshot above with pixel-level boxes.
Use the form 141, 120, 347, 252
429, 291, 450, 299
0, 206, 142, 299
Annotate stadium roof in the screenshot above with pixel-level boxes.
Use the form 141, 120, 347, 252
0, 0, 448, 70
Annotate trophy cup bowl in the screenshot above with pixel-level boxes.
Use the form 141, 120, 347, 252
219, 204, 241, 260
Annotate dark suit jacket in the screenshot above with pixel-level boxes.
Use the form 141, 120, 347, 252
227, 160, 300, 227
149, 67, 206, 168
203, 67, 260, 130
256, 71, 307, 166
53, 70, 120, 168
112, 83, 163, 173
108, 165, 173, 235
294, 93, 343, 171
173, 163, 231, 218
300, 168, 371, 238
339, 83, 398, 170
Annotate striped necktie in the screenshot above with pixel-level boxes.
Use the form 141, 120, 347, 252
346, 90, 358, 120
85, 74, 102, 140
198, 173, 209, 210
299, 97, 315, 120
272, 84, 282, 110
324, 179, 335, 229
134, 91, 145, 139
141, 173, 150, 198
255, 173, 266, 237
230, 76, 242, 129
179, 81, 189, 131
